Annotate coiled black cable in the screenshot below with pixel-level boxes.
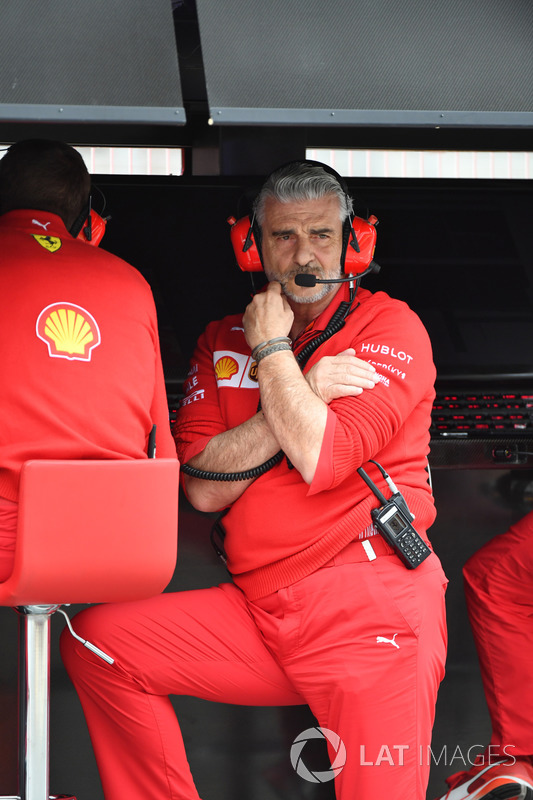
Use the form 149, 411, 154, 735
180, 450, 284, 482
295, 301, 352, 370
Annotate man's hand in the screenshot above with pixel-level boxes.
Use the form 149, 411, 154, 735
305, 348, 378, 404
243, 282, 294, 351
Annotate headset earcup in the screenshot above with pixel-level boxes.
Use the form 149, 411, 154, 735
74, 209, 106, 246
86, 209, 106, 246
344, 216, 377, 274
229, 215, 264, 272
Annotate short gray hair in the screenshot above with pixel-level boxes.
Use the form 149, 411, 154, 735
253, 161, 353, 227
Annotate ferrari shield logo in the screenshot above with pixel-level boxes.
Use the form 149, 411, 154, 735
33, 234, 62, 252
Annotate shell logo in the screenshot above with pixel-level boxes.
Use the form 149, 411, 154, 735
36, 302, 101, 361
215, 355, 239, 381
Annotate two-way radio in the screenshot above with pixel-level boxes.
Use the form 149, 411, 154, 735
358, 461, 431, 569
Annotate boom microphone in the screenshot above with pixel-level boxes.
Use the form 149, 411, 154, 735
295, 260, 380, 287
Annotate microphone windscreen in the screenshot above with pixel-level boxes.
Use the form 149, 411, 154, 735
295, 274, 317, 287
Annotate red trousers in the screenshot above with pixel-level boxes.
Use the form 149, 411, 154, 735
463, 511, 533, 756
60, 549, 447, 800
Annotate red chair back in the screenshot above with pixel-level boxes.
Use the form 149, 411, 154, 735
0, 459, 179, 606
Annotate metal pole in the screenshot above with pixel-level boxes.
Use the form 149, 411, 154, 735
17, 605, 57, 800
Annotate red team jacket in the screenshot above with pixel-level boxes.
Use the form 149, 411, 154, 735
175, 282, 436, 600
0, 209, 176, 504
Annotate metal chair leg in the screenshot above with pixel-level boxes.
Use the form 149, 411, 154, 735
17, 605, 57, 800
0, 605, 95, 800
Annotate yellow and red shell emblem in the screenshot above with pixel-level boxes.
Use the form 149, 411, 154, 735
36, 302, 101, 361
214, 355, 239, 381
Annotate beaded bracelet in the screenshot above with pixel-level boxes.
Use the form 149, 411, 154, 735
251, 336, 292, 361
254, 341, 292, 364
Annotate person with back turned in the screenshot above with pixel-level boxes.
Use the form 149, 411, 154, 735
61, 160, 447, 799
0, 138, 176, 582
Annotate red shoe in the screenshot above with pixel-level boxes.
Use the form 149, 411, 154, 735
434, 756, 533, 799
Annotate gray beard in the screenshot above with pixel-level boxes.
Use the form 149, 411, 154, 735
265, 265, 341, 305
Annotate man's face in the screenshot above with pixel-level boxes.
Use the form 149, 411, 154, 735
260, 194, 344, 304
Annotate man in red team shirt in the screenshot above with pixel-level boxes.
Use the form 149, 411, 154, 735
0, 138, 176, 581
62, 161, 447, 800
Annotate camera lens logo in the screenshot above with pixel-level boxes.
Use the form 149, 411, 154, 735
290, 727, 346, 783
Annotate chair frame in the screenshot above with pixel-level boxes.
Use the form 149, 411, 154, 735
0, 458, 179, 800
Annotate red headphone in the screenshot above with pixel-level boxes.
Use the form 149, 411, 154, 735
70, 197, 107, 246
227, 212, 378, 274
75, 208, 107, 246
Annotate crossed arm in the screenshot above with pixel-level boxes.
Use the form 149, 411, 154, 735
183, 283, 377, 512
